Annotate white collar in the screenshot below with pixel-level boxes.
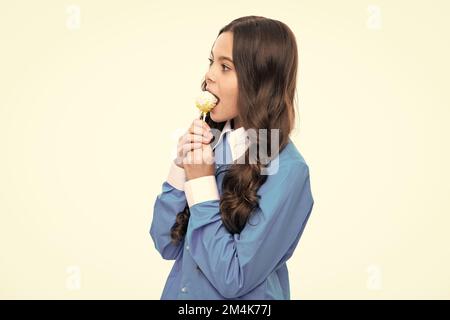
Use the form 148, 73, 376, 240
212, 119, 249, 161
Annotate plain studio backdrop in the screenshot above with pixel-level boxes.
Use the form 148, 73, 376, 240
0, 0, 449, 299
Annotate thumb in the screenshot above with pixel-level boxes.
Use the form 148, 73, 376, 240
202, 143, 215, 164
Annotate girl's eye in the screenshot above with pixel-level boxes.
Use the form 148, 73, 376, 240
208, 58, 231, 72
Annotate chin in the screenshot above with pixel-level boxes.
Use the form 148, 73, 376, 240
209, 107, 232, 124
209, 111, 221, 123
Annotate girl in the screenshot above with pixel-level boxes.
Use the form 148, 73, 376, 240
150, 16, 314, 300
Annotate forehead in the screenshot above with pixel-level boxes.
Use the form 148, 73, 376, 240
211, 32, 233, 56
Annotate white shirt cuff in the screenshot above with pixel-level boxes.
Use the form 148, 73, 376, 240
184, 175, 220, 207
166, 161, 186, 191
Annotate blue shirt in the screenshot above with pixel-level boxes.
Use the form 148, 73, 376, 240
150, 131, 314, 299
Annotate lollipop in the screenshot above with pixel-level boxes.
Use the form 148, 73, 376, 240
195, 91, 218, 121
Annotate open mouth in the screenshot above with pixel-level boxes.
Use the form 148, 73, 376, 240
206, 90, 220, 105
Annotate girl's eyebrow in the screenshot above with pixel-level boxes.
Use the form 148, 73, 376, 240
210, 51, 234, 64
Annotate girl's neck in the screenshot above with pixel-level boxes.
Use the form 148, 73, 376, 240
232, 117, 242, 130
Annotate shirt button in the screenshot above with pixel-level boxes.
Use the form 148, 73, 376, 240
185, 245, 189, 251
181, 286, 187, 293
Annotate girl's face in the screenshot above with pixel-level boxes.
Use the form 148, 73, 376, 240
205, 32, 240, 127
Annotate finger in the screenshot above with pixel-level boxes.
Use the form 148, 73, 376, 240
192, 147, 204, 164
183, 150, 196, 165
189, 119, 210, 135
183, 133, 212, 145
193, 118, 210, 130
188, 123, 202, 137
179, 142, 203, 159
178, 142, 196, 159
178, 136, 197, 158
190, 132, 211, 143
184, 148, 205, 165
202, 144, 215, 165
178, 133, 196, 148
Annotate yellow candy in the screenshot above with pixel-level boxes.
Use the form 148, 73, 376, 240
195, 91, 218, 120
195, 101, 216, 113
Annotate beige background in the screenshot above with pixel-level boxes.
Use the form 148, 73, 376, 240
1, 0, 449, 299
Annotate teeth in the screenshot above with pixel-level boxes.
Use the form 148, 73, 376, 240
206, 90, 219, 101
210, 93, 220, 104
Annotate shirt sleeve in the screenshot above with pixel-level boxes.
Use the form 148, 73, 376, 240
184, 162, 314, 298
166, 160, 186, 191
149, 162, 188, 260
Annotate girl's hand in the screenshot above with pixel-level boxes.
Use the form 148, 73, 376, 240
174, 119, 213, 169
182, 119, 216, 181
184, 140, 215, 181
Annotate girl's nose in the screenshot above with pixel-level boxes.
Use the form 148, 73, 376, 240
205, 69, 216, 84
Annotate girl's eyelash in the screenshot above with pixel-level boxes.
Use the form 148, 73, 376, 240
208, 58, 230, 71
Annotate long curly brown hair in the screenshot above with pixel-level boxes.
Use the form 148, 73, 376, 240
170, 15, 299, 244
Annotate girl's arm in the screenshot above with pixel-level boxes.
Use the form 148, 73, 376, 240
149, 161, 187, 260
183, 162, 314, 298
